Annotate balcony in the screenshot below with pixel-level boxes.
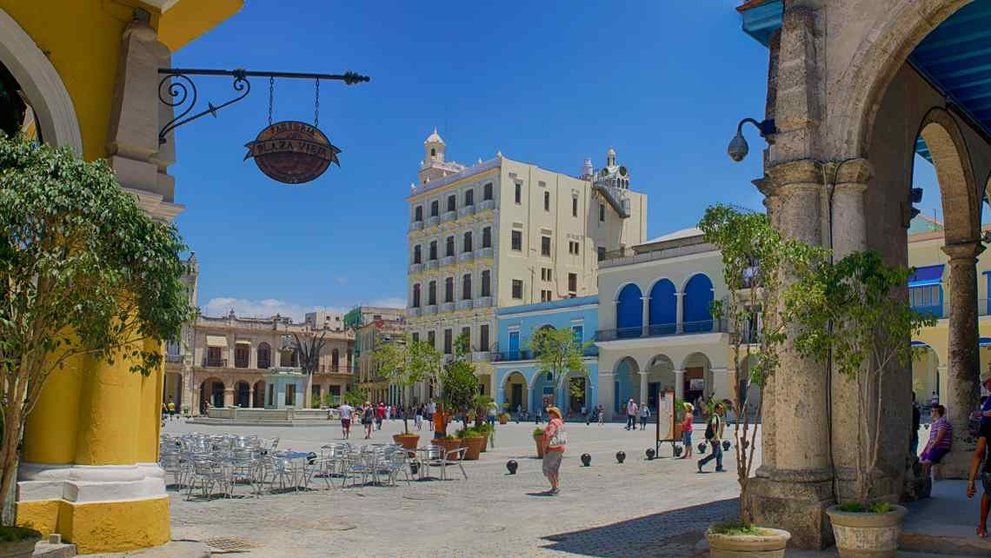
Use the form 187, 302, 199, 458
471, 352, 491, 362
203, 357, 228, 368
440, 302, 455, 313
442, 210, 457, 223
473, 297, 493, 309
458, 205, 475, 218
459, 252, 474, 263
424, 305, 438, 315
410, 220, 424, 231
595, 319, 728, 342
425, 260, 439, 270
440, 255, 455, 267
427, 215, 440, 227
475, 247, 494, 259
478, 199, 496, 211
408, 307, 422, 318
492, 350, 532, 362
457, 300, 474, 311
409, 263, 423, 274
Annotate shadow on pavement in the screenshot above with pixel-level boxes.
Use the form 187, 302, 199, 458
540, 498, 737, 557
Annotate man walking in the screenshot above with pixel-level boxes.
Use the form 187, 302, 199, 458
339, 401, 354, 440
625, 398, 638, 431
698, 402, 726, 473
639, 403, 651, 430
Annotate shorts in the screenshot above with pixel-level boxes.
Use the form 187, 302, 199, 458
920, 447, 949, 464
682, 430, 692, 446
341, 418, 351, 428
542, 450, 563, 477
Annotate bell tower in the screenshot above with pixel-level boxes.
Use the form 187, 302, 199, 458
419, 128, 464, 184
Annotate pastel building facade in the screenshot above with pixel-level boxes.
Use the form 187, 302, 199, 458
493, 296, 599, 416
594, 227, 735, 420
406, 131, 646, 400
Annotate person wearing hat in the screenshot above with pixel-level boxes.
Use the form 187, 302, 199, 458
680, 402, 695, 459
698, 402, 726, 473
541, 407, 567, 495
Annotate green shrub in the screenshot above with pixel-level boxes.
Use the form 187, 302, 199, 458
533, 427, 545, 437
0, 526, 41, 543
708, 522, 764, 536
836, 501, 892, 514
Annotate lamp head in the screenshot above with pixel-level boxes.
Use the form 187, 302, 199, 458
727, 133, 749, 162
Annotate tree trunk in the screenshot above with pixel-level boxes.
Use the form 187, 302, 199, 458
305, 372, 314, 409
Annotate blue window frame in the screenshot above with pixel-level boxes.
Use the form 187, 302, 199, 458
908, 265, 944, 318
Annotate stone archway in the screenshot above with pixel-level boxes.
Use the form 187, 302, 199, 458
503, 371, 528, 413
612, 356, 640, 414
644, 354, 676, 410
234, 381, 250, 408
253, 380, 266, 408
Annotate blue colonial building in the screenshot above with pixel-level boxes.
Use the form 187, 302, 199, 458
492, 296, 599, 417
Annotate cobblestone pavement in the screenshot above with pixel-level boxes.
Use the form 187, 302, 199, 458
164, 418, 757, 557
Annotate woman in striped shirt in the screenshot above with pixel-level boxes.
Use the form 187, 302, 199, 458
921, 404, 952, 480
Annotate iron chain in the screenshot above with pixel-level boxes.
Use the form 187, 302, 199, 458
314, 78, 320, 127
267, 76, 274, 125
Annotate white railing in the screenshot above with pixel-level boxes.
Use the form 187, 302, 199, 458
410, 221, 423, 231
473, 297, 493, 308
424, 305, 438, 315
441, 256, 455, 267
457, 300, 474, 311
459, 252, 474, 263
440, 302, 455, 313
408, 308, 422, 318
475, 247, 494, 259
458, 205, 475, 218
425, 260, 439, 270
427, 215, 440, 227
409, 263, 422, 274
442, 211, 457, 223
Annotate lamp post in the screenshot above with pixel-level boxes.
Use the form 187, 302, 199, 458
727, 118, 777, 162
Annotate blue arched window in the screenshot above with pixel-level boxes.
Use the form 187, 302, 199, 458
616, 284, 643, 338
683, 274, 714, 333
648, 279, 677, 335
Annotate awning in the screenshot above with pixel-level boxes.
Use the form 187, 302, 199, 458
911, 340, 929, 348
981, 337, 991, 347
235, 339, 251, 345
206, 335, 227, 347
908, 265, 944, 287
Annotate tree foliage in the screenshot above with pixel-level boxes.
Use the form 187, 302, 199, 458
699, 204, 824, 525
788, 250, 935, 508
439, 332, 478, 433
0, 136, 192, 524
373, 336, 442, 433
529, 326, 588, 401
289, 330, 327, 409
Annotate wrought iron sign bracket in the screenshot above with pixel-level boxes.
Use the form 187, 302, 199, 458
157, 67, 370, 145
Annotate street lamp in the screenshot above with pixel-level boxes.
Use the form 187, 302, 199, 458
727, 118, 777, 162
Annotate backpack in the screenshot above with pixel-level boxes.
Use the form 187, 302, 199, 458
705, 416, 719, 441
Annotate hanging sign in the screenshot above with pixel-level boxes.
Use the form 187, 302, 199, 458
244, 120, 341, 184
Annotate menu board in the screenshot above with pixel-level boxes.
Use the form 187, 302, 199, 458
656, 390, 676, 442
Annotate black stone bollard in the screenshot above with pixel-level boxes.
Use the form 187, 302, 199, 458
673, 445, 684, 457
410, 461, 420, 476
506, 460, 518, 474
645, 448, 656, 460
616, 451, 626, 464
722, 440, 731, 452
698, 442, 708, 454
580, 453, 591, 467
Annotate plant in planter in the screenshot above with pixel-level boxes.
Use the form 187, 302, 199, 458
0, 138, 192, 538
789, 251, 934, 557
533, 427, 546, 458
438, 332, 479, 441
457, 427, 486, 460
476, 422, 494, 451
498, 413, 510, 425
374, 337, 442, 449
699, 205, 821, 556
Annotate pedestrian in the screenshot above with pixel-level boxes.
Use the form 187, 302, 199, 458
487, 399, 498, 427
597, 404, 604, 426
385, 404, 392, 422
375, 401, 386, 430
920, 404, 952, 481
930, 390, 939, 408
414, 405, 424, 431
978, 370, 991, 428
426, 399, 436, 431
541, 406, 567, 495
698, 402, 726, 473
534, 406, 543, 425
625, 398, 638, 431
361, 401, 374, 439
339, 400, 354, 440
911, 392, 921, 455
639, 403, 650, 430
966, 401, 991, 539
166, 396, 177, 421
161, 402, 168, 424
680, 402, 695, 459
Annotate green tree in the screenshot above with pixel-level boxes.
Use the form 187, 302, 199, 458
373, 337, 442, 434
342, 388, 368, 408
0, 137, 191, 524
439, 332, 478, 435
699, 204, 824, 525
788, 251, 936, 509
529, 326, 588, 409
288, 330, 327, 409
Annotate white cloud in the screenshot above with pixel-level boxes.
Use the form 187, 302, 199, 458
366, 297, 406, 309
202, 297, 348, 322
335, 276, 348, 285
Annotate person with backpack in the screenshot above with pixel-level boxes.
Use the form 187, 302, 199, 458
698, 402, 726, 473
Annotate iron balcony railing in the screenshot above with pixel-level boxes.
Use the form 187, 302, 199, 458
165, 354, 183, 363
203, 357, 228, 367
595, 318, 729, 342
492, 346, 598, 362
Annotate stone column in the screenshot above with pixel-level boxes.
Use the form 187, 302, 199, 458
599, 371, 615, 420
674, 369, 685, 401
749, 160, 834, 549
223, 387, 235, 408
639, 371, 648, 406
675, 293, 684, 334
940, 241, 984, 478
641, 296, 650, 337
828, 160, 872, 500
249, 386, 256, 409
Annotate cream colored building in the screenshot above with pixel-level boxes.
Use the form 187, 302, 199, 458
594, 227, 734, 420
406, 130, 647, 399
355, 316, 407, 404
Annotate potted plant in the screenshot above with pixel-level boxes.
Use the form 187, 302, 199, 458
0, 526, 41, 558
699, 205, 819, 556
0, 139, 191, 544
533, 427, 546, 458
498, 412, 509, 425
374, 337, 442, 450
790, 251, 934, 557
476, 422, 493, 452
436, 332, 479, 456
458, 427, 486, 460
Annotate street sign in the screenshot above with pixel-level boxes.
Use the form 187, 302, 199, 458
244, 120, 341, 184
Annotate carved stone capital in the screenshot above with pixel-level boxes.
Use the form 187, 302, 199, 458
832, 158, 872, 187
942, 240, 985, 263
761, 159, 824, 197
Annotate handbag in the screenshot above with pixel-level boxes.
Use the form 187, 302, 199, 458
548, 423, 568, 448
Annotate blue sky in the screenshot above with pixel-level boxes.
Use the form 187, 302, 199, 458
170, 1, 940, 320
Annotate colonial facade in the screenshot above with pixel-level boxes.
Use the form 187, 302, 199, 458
406, 130, 647, 397
493, 296, 599, 417
355, 315, 407, 405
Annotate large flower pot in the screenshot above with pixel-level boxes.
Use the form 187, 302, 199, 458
826, 504, 907, 558
479, 432, 490, 453
0, 534, 40, 558
462, 436, 485, 460
534, 433, 545, 458
393, 433, 420, 450
433, 437, 462, 457
706, 527, 790, 558
498, 415, 508, 425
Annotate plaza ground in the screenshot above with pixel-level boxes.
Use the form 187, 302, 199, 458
161, 418, 747, 557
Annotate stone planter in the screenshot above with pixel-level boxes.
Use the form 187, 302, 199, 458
462, 436, 485, 460
534, 433, 545, 458
479, 432, 489, 453
393, 433, 419, 450
706, 527, 790, 558
433, 437, 462, 457
0, 538, 40, 558
826, 504, 907, 558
